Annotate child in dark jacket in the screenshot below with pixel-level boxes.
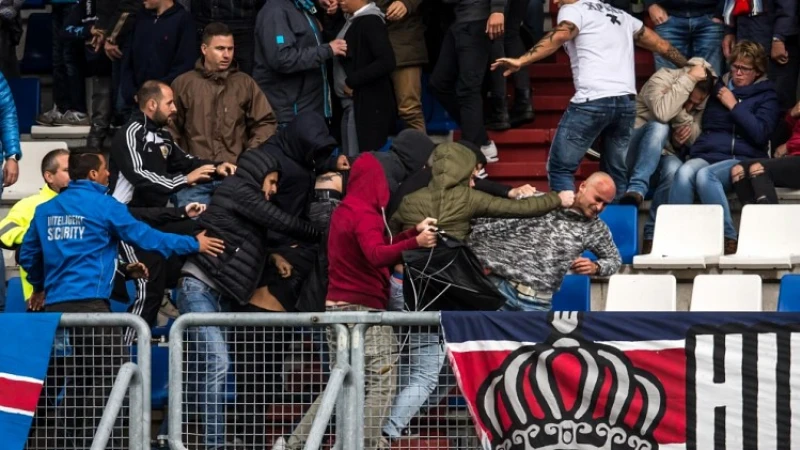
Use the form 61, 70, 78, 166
333, 0, 396, 155
732, 101, 800, 204
119, 0, 195, 106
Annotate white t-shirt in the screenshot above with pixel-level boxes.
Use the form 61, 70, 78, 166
557, 0, 643, 103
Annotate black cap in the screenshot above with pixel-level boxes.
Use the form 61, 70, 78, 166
457, 139, 487, 166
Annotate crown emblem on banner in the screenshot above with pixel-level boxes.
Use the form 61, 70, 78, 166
476, 312, 667, 450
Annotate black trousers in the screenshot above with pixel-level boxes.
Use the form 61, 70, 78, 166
430, 19, 492, 146
42, 300, 128, 449
488, 0, 531, 97
733, 157, 800, 205
114, 219, 196, 344
769, 35, 800, 145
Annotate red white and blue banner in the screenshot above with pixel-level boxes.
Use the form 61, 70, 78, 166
441, 311, 800, 450
0, 313, 61, 450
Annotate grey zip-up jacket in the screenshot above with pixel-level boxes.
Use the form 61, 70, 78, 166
253, 0, 333, 123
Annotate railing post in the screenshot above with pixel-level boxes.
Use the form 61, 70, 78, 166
90, 362, 143, 450
168, 315, 188, 450
350, 324, 368, 450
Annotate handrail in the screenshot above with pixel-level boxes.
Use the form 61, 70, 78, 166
90, 362, 144, 450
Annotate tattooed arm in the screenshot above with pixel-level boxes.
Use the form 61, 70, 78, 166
633, 26, 688, 68
490, 20, 579, 76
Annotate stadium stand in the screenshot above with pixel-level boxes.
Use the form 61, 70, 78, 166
777, 275, 800, 312
8, 77, 40, 135
2, 141, 69, 201
583, 205, 638, 264
5, 276, 25, 312
719, 205, 800, 269
606, 274, 677, 312
689, 275, 763, 312
19, 12, 52, 75
552, 274, 591, 311
633, 205, 724, 269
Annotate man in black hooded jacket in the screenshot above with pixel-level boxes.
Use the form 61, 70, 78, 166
176, 149, 319, 450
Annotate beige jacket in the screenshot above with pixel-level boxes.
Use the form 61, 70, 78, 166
634, 57, 715, 155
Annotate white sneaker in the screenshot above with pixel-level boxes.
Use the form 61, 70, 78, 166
480, 140, 499, 163
36, 105, 63, 126
586, 147, 601, 160
272, 437, 287, 450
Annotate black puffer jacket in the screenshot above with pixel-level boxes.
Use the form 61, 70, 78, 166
191, 150, 319, 305
257, 111, 337, 219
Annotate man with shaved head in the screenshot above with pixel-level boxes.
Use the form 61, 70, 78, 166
469, 171, 622, 311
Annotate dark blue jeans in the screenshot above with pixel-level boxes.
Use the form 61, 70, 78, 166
51, 4, 86, 113
548, 95, 636, 199
653, 15, 724, 76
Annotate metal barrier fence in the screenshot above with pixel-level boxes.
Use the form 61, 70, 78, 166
25, 313, 151, 450
168, 311, 479, 450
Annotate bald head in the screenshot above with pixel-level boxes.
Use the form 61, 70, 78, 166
574, 172, 616, 219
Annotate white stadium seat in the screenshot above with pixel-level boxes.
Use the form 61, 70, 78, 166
776, 187, 800, 202
633, 205, 724, 269
3, 141, 69, 201
719, 204, 800, 269
30, 125, 90, 139
605, 275, 677, 311
689, 274, 762, 311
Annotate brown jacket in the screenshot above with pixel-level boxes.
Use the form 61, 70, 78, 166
374, 0, 428, 67
634, 57, 715, 155
170, 59, 277, 164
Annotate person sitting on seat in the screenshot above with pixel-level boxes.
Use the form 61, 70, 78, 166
732, 99, 800, 205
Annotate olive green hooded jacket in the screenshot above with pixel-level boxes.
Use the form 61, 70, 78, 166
390, 142, 561, 240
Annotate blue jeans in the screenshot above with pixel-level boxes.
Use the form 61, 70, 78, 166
491, 275, 552, 312
548, 96, 636, 200
388, 275, 405, 311
644, 154, 683, 240
625, 121, 671, 197
175, 276, 231, 450
173, 181, 223, 209
653, 15, 724, 76
383, 332, 445, 439
668, 158, 739, 239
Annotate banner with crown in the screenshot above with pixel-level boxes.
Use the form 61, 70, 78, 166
441, 311, 800, 450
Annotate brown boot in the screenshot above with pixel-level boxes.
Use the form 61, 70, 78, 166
641, 239, 653, 254
724, 238, 738, 255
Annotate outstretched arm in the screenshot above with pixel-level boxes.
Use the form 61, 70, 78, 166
633, 26, 688, 68
491, 21, 579, 76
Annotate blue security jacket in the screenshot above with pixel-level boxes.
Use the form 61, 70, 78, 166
0, 72, 21, 161
689, 74, 779, 164
19, 180, 199, 306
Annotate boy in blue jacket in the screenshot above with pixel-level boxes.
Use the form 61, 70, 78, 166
18, 150, 224, 450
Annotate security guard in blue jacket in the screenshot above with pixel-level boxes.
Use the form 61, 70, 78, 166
18, 150, 224, 450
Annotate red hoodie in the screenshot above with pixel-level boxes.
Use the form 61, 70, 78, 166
785, 112, 800, 156
326, 153, 420, 309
